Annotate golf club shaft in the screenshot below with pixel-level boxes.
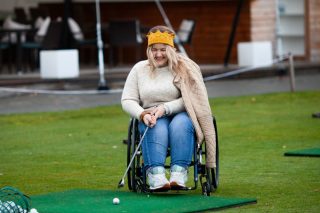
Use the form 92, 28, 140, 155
119, 126, 149, 185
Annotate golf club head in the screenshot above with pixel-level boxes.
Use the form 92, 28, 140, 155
118, 179, 125, 188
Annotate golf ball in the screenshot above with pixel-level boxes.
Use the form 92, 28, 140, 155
113, 197, 120, 205
29, 208, 39, 213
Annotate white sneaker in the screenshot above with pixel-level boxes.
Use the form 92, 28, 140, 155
147, 166, 170, 191
170, 165, 188, 189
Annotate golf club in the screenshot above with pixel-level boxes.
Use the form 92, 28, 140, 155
118, 126, 149, 188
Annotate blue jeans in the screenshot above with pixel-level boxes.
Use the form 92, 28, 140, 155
139, 112, 195, 169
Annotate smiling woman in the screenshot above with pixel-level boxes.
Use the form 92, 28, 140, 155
121, 25, 216, 191
150, 44, 168, 67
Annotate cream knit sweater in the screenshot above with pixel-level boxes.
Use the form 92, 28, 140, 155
121, 60, 185, 119
122, 59, 216, 168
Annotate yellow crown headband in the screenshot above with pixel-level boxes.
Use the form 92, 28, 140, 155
147, 30, 175, 47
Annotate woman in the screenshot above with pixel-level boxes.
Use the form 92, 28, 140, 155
121, 25, 216, 191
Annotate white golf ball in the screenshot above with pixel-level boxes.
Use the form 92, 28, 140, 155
113, 197, 120, 205
29, 208, 39, 213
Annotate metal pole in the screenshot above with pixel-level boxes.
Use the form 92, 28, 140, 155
288, 52, 296, 92
154, 0, 187, 56
223, 0, 244, 67
95, 0, 108, 90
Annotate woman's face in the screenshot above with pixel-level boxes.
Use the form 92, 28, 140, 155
151, 43, 168, 67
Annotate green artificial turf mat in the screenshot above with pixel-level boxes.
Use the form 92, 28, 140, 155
284, 148, 320, 157
31, 189, 256, 213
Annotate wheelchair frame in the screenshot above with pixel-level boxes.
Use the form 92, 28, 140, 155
125, 117, 219, 196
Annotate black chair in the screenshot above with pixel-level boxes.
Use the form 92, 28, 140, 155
0, 29, 14, 73
0, 40, 11, 73
125, 116, 219, 196
68, 17, 96, 46
108, 20, 143, 66
68, 17, 97, 65
14, 7, 29, 24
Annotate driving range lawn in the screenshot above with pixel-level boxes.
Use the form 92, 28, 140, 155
0, 91, 319, 212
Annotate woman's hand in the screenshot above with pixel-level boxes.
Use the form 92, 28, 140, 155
150, 105, 166, 119
143, 113, 157, 127
141, 105, 166, 127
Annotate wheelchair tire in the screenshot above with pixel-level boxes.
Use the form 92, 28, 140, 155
202, 181, 211, 196
127, 118, 138, 191
205, 116, 219, 192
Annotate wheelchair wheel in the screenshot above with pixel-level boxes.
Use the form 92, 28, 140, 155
202, 182, 211, 196
202, 116, 219, 195
127, 119, 144, 192
127, 118, 137, 191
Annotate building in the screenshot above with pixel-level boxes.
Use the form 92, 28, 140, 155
1, 0, 319, 66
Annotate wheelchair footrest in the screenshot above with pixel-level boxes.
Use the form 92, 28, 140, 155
149, 186, 190, 193
170, 182, 187, 191
170, 186, 190, 191
149, 185, 171, 192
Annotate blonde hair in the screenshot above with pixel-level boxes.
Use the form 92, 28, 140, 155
146, 25, 195, 78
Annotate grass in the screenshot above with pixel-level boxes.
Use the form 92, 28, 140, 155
0, 91, 319, 212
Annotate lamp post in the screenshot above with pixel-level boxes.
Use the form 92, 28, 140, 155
95, 0, 109, 90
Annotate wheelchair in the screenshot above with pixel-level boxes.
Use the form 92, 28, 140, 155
125, 116, 219, 196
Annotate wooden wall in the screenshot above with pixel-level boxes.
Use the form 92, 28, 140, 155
38, 0, 251, 65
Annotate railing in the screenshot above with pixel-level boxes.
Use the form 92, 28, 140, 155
204, 53, 296, 92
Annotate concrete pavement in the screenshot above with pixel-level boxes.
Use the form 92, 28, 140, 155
0, 72, 319, 115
